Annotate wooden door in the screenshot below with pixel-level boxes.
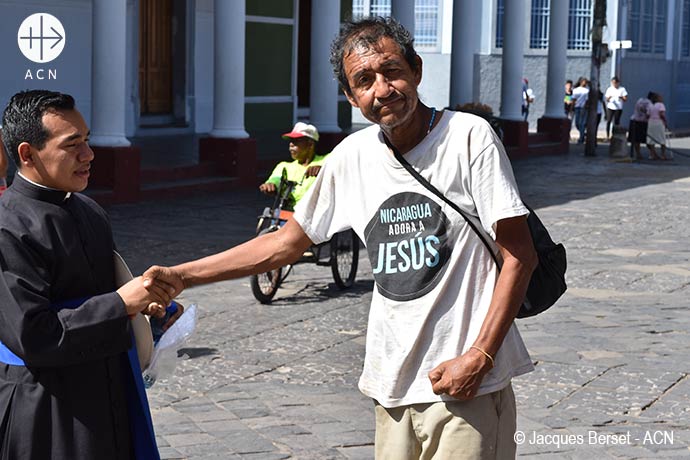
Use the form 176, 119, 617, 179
139, 0, 173, 114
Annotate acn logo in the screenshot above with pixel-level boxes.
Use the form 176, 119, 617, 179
17, 13, 65, 64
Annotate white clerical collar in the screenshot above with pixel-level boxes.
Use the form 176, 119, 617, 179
17, 172, 71, 200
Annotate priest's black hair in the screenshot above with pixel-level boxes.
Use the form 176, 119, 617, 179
1, 90, 75, 166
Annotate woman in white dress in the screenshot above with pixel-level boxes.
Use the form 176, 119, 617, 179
646, 93, 669, 160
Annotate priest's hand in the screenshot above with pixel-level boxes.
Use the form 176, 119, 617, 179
117, 276, 173, 316
147, 301, 185, 333
142, 302, 167, 318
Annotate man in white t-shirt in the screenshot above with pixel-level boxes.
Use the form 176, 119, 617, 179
142, 17, 537, 460
604, 77, 628, 139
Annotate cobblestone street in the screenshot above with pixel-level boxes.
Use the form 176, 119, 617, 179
108, 141, 690, 459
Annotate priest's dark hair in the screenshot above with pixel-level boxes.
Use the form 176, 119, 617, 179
1, 90, 75, 166
330, 16, 418, 96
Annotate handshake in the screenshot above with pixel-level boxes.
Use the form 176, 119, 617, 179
116, 265, 186, 332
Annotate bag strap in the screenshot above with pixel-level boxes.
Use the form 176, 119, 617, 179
382, 134, 501, 268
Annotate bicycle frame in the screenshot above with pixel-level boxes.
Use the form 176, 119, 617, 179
250, 167, 359, 303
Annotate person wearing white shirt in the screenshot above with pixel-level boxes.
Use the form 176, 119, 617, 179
604, 77, 628, 139
571, 78, 590, 144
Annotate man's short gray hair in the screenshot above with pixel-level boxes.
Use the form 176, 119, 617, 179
329, 17, 419, 96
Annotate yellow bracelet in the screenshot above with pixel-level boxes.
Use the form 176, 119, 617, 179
470, 346, 495, 368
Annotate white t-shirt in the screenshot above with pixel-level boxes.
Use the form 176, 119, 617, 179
294, 111, 534, 408
572, 86, 589, 108
605, 85, 628, 110
523, 88, 535, 107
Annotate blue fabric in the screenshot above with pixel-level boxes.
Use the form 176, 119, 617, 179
125, 333, 161, 460
0, 297, 159, 460
0, 344, 23, 365
166, 301, 179, 314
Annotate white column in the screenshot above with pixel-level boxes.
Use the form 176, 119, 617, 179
665, 0, 676, 61
90, 0, 130, 146
391, 0, 415, 35
449, 0, 480, 107
210, 0, 248, 138
310, 0, 341, 133
500, 0, 527, 120
543, 0, 569, 118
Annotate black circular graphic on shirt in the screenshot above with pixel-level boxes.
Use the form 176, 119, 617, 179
364, 192, 452, 301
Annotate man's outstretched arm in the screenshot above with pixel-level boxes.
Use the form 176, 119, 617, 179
143, 219, 313, 296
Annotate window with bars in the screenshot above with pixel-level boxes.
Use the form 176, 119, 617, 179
682, 0, 690, 57
568, 0, 592, 50
496, 0, 505, 48
496, 0, 591, 50
351, 0, 440, 50
530, 0, 550, 49
627, 0, 666, 54
352, 0, 391, 19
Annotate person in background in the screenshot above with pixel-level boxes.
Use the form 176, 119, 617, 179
604, 77, 628, 139
564, 79, 574, 124
522, 78, 535, 122
628, 92, 653, 160
646, 92, 669, 160
259, 122, 327, 210
571, 77, 590, 144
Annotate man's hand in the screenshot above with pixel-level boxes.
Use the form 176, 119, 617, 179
259, 183, 277, 195
428, 348, 493, 400
304, 165, 322, 178
142, 266, 185, 299
117, 276, 172, 316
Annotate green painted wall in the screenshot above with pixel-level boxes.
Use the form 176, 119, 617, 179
246, 102, 292, 131
243, 0, 353, 134
245, 23, 292, 97
247, 0, 293, 18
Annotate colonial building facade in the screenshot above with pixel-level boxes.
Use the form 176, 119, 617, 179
0, 0, 685, 202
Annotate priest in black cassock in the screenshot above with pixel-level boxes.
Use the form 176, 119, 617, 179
0, 90, 175, 459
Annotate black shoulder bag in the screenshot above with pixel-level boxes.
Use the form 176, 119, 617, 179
388, 140, 567, 318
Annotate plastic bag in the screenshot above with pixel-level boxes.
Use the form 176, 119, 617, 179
143, 304, 197, 388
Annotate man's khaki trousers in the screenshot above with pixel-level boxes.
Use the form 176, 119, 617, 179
374, 384, 516, 460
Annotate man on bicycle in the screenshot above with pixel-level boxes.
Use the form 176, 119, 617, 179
258, 122, 327, 210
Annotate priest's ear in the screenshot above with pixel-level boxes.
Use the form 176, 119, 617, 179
17, 142, 35, 168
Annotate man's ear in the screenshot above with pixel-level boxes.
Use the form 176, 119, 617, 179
344, 89, 359, 109
414, 55, 423, 86
17, 142, 34, 167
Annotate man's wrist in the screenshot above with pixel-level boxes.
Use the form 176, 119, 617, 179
469, 345, 495, 369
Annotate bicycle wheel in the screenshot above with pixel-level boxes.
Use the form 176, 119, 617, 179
250, 227, 283, 303
331, 230, 359, 289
